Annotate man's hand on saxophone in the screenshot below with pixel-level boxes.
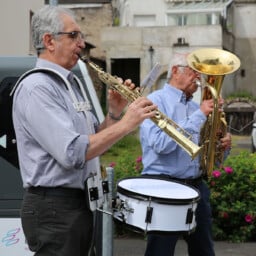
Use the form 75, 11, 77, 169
107, 78, 136, 119
121, 96, 158, 128
106, 77, 157, 124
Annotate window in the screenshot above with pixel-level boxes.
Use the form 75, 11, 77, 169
134, 15, 156, 27
167, 13, 220, 26
45, 0, 111, 3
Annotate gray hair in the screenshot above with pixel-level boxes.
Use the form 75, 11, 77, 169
31, 6, 76, 54
166, 52, 189, 79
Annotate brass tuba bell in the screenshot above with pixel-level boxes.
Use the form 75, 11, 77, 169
187, 48, 240, 176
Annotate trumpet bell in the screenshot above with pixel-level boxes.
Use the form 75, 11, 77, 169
187, 48, 241, 76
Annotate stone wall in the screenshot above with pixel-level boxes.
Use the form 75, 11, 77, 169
101, 25, 223, 88
74, 4, 113, 60
72, 4, 113, 108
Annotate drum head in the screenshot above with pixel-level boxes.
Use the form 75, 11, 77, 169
117, 177, 199, 204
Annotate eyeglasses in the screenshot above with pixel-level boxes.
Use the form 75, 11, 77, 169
55, 31, 85, 42
176, 65, 188, 73
177, 65, 198, 74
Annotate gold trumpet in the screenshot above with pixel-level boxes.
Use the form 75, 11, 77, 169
187, 48, 240, 176
80, 56, 202, 159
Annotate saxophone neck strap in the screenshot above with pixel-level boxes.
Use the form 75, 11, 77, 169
10, 67, 92, 113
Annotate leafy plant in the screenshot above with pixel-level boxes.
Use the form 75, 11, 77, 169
106, 154, 142, 187
225, 90, 256, 109
226, 90, 256, 102
208, 151, 256, 242
101, 131, 143, 185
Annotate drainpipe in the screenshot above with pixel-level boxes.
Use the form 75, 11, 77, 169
222, 0, 236, 53
222, 0, 239, 91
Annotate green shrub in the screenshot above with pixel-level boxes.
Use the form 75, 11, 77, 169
106, 154, 142, 187
101, 132, 142, 185
208, 151, 256, 242
226, 90, 256, 102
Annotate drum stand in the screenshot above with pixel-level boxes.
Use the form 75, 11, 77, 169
87, 167, 114, 256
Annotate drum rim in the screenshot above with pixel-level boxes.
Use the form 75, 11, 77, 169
113, 218, 196, 235
116, 176, 200, 205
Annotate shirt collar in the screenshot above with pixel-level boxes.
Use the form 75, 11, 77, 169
164, 83, 188, 104
36, 58, 72, 80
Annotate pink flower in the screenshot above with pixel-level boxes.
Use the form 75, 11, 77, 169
136, 156, 142, 163
245, 214, 253, 223
224, 166, 233, 174
135, 164, 141, 171
222, 212, 229, 219
109, 162, 116, 167
212, 170, 222, 178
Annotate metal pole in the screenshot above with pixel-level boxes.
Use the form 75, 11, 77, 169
102, 167, 114, 256
49, 0, 58, 6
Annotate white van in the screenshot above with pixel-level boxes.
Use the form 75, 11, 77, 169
0, 56, 104, 255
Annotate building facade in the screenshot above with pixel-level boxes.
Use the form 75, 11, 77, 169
0, 0, 44, 56
1, 0, 256, 97
102, 0, 238, 98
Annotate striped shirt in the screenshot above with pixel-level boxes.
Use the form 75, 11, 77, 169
12, 58, 98, 189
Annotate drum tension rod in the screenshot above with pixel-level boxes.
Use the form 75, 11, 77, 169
145, 198, 153, 233
186, 208, 194, 224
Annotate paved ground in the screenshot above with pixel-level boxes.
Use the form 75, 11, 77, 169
114, 237, 256, 256
235, 135, 251, 149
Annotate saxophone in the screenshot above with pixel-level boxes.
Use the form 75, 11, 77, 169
187, 48, 241, 176
80, 56, 201, 159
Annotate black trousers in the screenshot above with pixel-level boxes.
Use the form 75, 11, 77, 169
21, 187, 93, 256
144, 181, 215, 256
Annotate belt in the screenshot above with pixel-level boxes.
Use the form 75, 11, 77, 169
143, 174, 203, 187
27, 186, 85, 198
166, 176, 202, 187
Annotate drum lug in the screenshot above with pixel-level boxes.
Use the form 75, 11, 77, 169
145, 206, 153, 223
186, 208, 194, 224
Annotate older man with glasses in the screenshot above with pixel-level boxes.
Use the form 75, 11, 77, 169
12, 5, 157, 256
140, 52, 232, 256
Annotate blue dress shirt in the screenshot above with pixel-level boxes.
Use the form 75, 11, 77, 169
140, 83, 206, 179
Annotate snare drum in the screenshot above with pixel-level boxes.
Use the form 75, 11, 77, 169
113, 176, 200, 234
